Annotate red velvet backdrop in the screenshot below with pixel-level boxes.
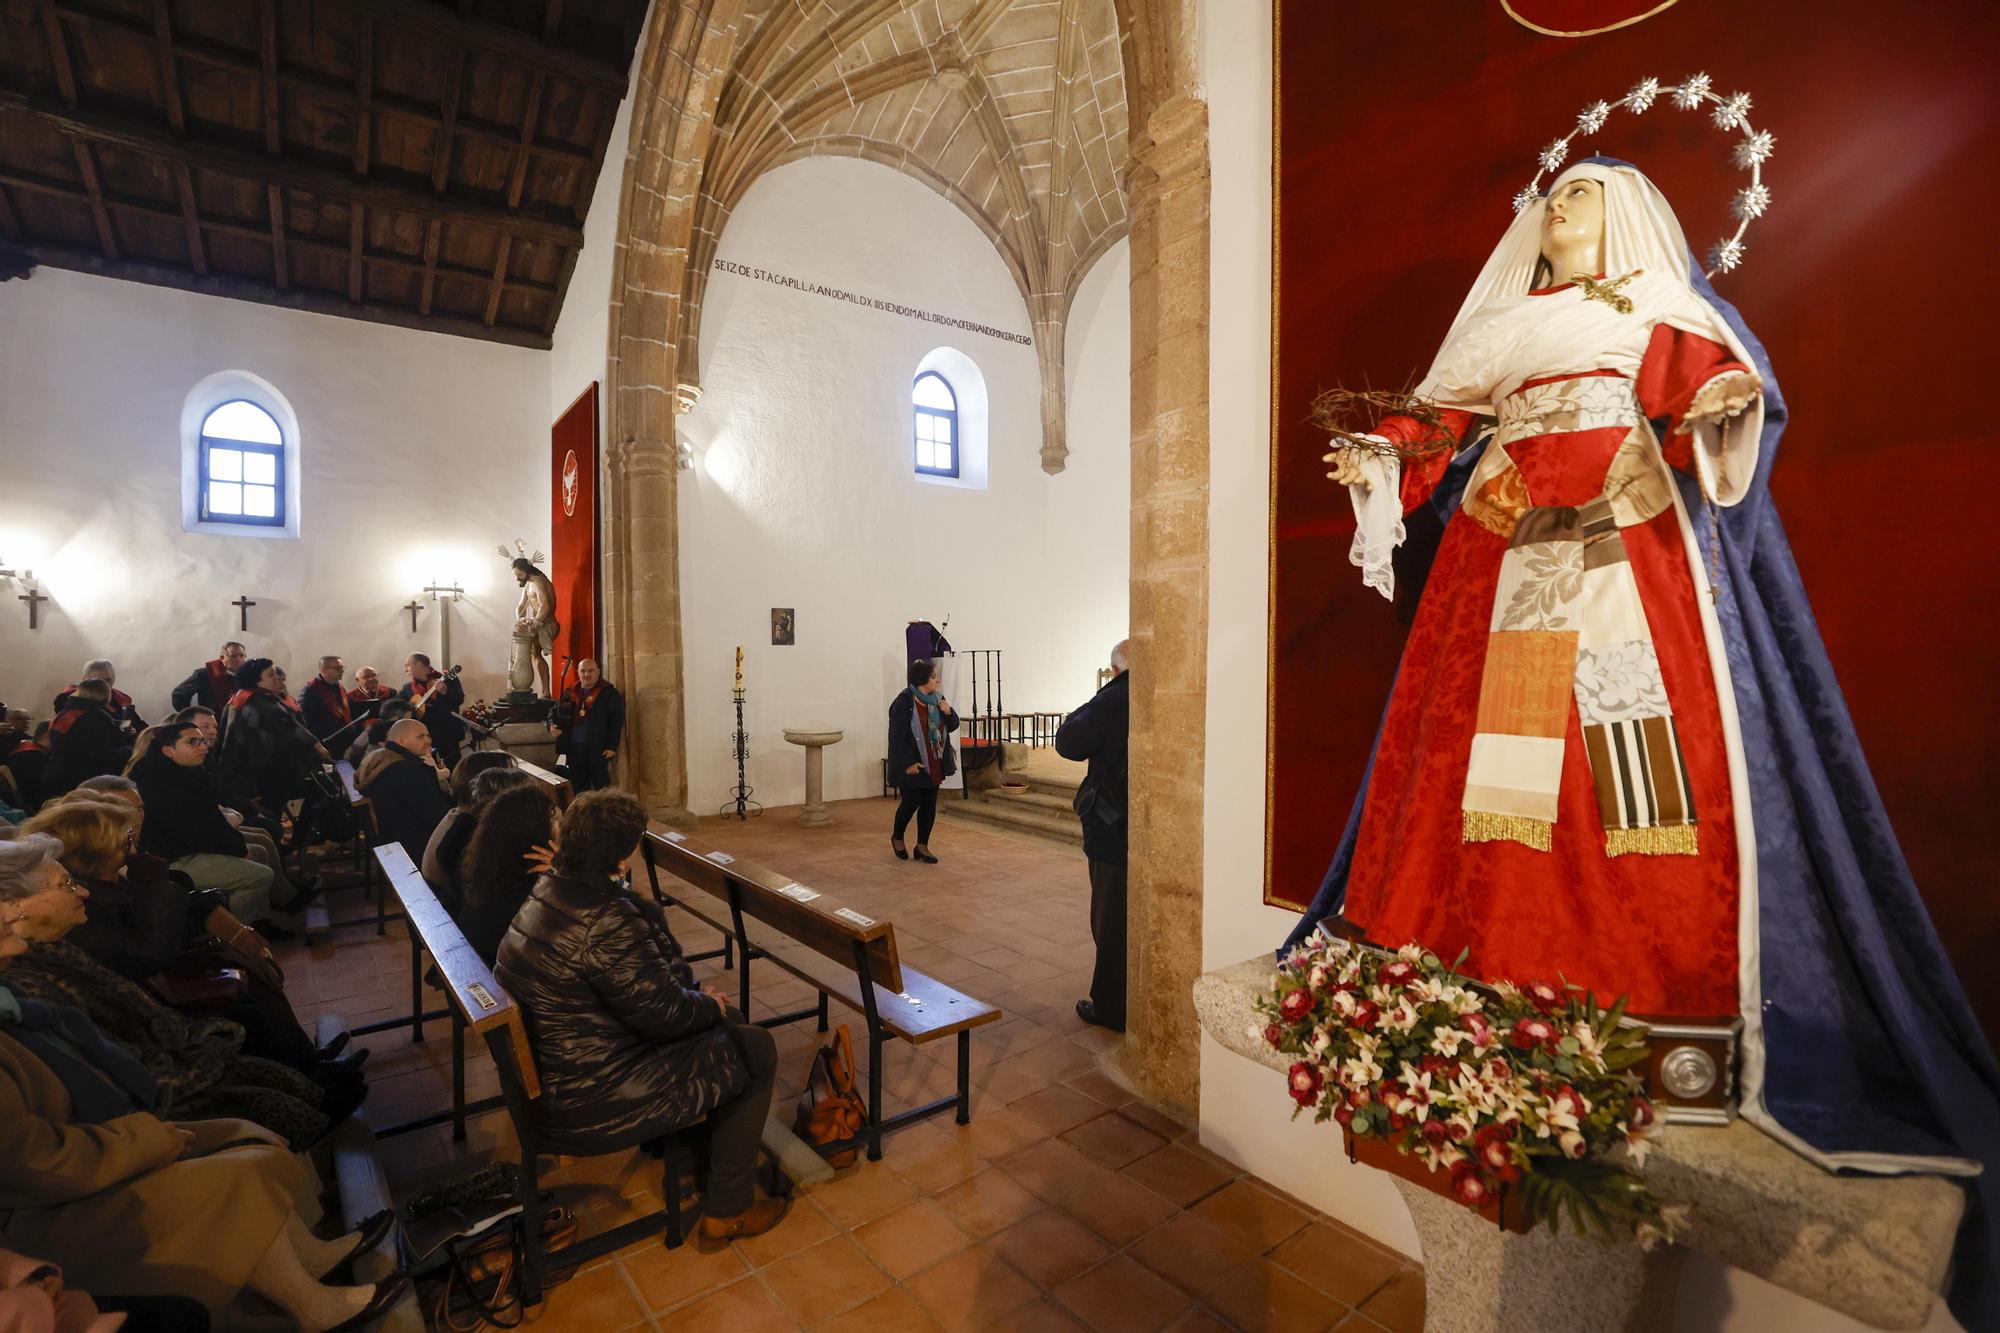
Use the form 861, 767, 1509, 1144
1268, 3, 2000, 1037
550, 383, 600, 688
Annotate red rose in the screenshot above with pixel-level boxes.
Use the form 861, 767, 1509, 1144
1479, 1137, 1512, 1173
1419, 1054, 1453, 1077
1333, 1104, 1355, 1127
1525, 981, 1563, 1012
1263, 1023, 1284, 1049
1378, 960, 1417, 987
1420, 1119, 1449, 1147
1287, 1061, 1324, 1108
1388, 1110, 1409, 1131
1350, 1000, 1381, 1030
1510, 1017, 1556, 1050
1449, 1163, 1493, 1207
1278, 989, 1315, 1023
1630, 1097, 1656, 1131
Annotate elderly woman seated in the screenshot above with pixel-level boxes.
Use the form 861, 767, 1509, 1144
495, 790, 788, 1250
5, 808, 358, 1149
0, 837, 407, 1329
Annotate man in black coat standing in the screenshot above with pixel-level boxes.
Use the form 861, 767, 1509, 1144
1055, 641, 1130, 1032
550, 659, 625, 792
44, 678, 132, 797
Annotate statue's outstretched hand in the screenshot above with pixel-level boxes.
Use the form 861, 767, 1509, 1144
1323, 444, 1370, 488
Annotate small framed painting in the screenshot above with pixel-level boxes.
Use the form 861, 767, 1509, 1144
771, 608, 795, 645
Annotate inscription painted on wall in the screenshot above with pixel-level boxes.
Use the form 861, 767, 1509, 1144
712, 258, 1033, 346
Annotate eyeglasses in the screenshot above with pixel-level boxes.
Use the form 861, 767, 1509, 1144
55, 874, 85, 898
181, 736, 212, 748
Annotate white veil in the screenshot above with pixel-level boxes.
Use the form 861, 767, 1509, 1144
1418, 160, 1764, 503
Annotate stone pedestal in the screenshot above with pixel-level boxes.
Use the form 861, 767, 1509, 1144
783, 729, 842, 826
1192, 956, 1964, 1332
494, 722, 560, 771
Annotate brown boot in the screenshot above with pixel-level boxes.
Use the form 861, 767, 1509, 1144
696, 1195, 791, 1252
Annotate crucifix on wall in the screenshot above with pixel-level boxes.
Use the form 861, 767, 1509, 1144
403, 600, 423, 633
232, 594, 257, 631
18, 587, 48, 630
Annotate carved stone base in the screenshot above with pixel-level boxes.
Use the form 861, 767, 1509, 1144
1394, 1178, 1686, 1333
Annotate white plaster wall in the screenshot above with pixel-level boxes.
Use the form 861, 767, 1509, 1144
1190, 7, 1963, 1329
680, 156, 1130, 814
0, 269, 548, 720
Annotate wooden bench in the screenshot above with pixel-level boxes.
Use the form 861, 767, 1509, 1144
369, 844, 718, 1298
513, 758, 573, 809
324, 759, 405, 938
641, 825, 1002, 1160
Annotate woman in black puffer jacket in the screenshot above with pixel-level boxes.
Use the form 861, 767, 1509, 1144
493, 790, 787, 1250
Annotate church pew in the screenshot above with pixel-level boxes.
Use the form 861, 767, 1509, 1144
370, 844, 721, 1290
641, 825, 1002, 1161
512, 757, 572, 809
369, 843, 516, 1140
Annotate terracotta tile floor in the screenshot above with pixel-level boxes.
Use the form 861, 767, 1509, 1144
279, 797, 1423, 1332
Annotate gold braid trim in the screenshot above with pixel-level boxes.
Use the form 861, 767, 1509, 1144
1463, 811, 1552, 852
1604, 824, 1700, 858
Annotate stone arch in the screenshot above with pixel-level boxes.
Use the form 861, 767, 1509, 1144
598, 0, 750, 818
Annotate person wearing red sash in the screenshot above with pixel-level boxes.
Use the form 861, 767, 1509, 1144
51, 661, 145, 736
549, 659, 625, 792
169, 642, 248, 714
347, 666, 395, 707
44, 681, 131, 797
298, 657, 354, 743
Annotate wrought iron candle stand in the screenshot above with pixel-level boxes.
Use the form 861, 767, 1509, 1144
721, 646, 761, 820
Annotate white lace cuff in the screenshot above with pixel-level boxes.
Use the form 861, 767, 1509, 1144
1345, 441, 1404, 602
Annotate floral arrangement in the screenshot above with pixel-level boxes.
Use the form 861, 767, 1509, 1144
462, 699, 495, 728
1256, 929, 1687, 1246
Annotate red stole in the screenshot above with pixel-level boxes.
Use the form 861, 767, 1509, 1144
226, 688, 258, 710
49, 707, 87, 737
205, 660, 234, 707
307, 678, 353, 726
568, 680, 607, 720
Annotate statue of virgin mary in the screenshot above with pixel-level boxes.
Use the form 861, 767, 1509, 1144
1287, 157, 1999, 1326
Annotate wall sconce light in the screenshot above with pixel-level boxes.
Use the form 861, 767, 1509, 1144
421, 578, 466, 667
676, 434, 695, 472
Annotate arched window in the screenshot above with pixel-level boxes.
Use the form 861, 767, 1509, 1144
198, 399, 285, 526
912, 371, 959, 478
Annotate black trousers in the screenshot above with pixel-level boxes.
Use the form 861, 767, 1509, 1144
706, 1015, 779, 1216
892, 787, 938, 843
1087, 860, 1128, 1030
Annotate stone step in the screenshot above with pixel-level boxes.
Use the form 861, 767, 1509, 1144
982, 787, 1075, 815
937, 793, 1084, 847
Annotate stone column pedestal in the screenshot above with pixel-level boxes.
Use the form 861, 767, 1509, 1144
783, 729, 843, 826
1393, 1178, 1685, 1333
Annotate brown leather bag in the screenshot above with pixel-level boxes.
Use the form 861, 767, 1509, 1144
434, 1206, 580, 1332
794, 1024, 869, 1168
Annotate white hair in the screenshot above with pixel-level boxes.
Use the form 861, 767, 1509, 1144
1109, 640, 1130, 672
0, 834, 61, 902
81, 659, 114, 677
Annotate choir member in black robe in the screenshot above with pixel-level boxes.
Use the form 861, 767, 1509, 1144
170, 641, 248, 712
550, 659, 625, 792
299, 656, 357, 744
399, 655, 467, 767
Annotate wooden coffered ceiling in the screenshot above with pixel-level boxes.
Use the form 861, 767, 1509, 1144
0, 0, 649, 347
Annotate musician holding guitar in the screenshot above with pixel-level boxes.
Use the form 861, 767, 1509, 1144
400, 654, 468, 766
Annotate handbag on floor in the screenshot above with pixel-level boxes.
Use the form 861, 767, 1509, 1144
793, 1023, 868, 1167
430, 1206, 579, 1332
